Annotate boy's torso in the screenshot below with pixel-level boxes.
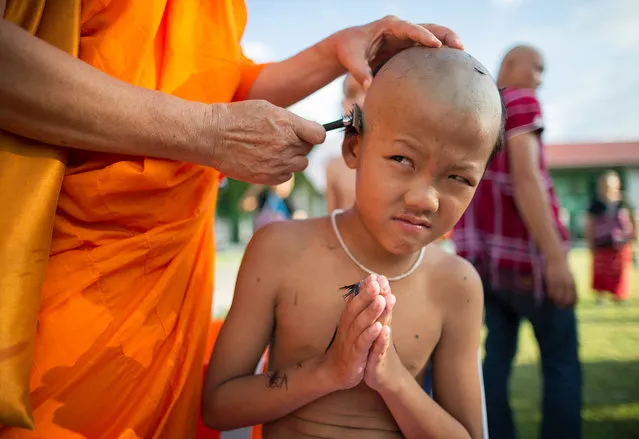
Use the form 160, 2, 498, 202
262, 218, 450, 439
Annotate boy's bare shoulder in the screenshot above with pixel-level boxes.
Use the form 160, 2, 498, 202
420, 244, 483, 308
247, 217, 331, 259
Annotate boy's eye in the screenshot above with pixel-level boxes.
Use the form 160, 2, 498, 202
449, 175, 474, 186
390, 155, 412, 166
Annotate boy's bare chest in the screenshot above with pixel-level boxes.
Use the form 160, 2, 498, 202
271, 260, 443, 377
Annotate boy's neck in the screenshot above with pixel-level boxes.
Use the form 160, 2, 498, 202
332, 208, 424, 279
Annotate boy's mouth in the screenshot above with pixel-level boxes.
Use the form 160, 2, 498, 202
393, 214, 432, 230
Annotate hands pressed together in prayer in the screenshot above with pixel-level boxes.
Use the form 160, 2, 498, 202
321, 274, 405, 394
208, 17, 463, 185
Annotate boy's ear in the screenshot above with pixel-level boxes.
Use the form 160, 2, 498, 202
341, 134, 360, 170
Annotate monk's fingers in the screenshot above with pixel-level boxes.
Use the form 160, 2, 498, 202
287, 154, 309, 173
419, 23, 463, 49
338, 38, 375, 91
378, 16, 441, 48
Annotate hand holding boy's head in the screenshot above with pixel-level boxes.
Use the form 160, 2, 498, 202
341, 47, 504, 255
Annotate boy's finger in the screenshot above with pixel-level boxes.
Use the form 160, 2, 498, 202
341, 275, 380, 326
355, 321, 382, 354
369, 325, 391, 362
351, 295, 385, 340
377, 275, 391, 296
378, 294, 396, 326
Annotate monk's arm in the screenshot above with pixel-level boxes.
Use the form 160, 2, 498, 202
202, 223, 338, 431
247, 19, 463, 108
248, 34, 344, 108
0, 18, 208, 161
379, 258, 483, 439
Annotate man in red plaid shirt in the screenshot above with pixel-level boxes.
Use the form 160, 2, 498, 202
453, 46, 582, 439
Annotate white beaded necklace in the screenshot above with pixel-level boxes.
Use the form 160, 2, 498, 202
330, 209, 425, 282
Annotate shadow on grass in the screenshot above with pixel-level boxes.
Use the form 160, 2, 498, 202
504, 360, 639, 439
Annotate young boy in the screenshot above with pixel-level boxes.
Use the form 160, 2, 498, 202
202, 46, 504, 439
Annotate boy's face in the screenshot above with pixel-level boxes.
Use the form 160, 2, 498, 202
345, 94, 498, 255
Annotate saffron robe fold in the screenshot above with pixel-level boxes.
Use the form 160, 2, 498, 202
0, 0, 79, 429
0, 0, 264, 436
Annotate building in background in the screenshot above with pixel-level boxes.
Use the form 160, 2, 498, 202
547, 141, 639, 239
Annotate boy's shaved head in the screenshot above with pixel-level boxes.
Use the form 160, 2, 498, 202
363, 47, 504, 160
342, 47, 506, 255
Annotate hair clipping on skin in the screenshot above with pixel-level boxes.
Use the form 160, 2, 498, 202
340, 281, 362, 300
322, 104, 364, 134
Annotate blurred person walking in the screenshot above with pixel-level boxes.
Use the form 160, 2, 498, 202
585, 171, 637, 304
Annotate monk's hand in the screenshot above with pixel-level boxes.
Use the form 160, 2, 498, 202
322, 274, 386, 390
208, 100, 326, 185
363, 282, 402, 394
332, 17, 463, 90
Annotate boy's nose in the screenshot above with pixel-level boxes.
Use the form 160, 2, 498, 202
404, 184, 439, 214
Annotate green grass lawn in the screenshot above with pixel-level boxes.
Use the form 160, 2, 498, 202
504, 248, 639, 439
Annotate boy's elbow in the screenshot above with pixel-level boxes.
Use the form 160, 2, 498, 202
201, 393, 228, 431
200, 395, 217, 430
201, 408, 230, 432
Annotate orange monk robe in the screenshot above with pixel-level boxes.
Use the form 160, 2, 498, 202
0, 0, 265, 438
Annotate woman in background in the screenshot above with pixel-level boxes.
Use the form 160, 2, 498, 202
585, 171, 637, 304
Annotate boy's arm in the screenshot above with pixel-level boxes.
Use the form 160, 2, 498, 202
202, 223, 386, 431
428, 258, 484, 438
201, 224, 335, 430
374, 258, 482, 439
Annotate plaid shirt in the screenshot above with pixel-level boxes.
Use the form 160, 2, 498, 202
452, 88, 569, 301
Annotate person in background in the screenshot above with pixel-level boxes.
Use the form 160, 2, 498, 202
452, 45, 582, 439
241, 176, 307, 231
585, 170, 637, 304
